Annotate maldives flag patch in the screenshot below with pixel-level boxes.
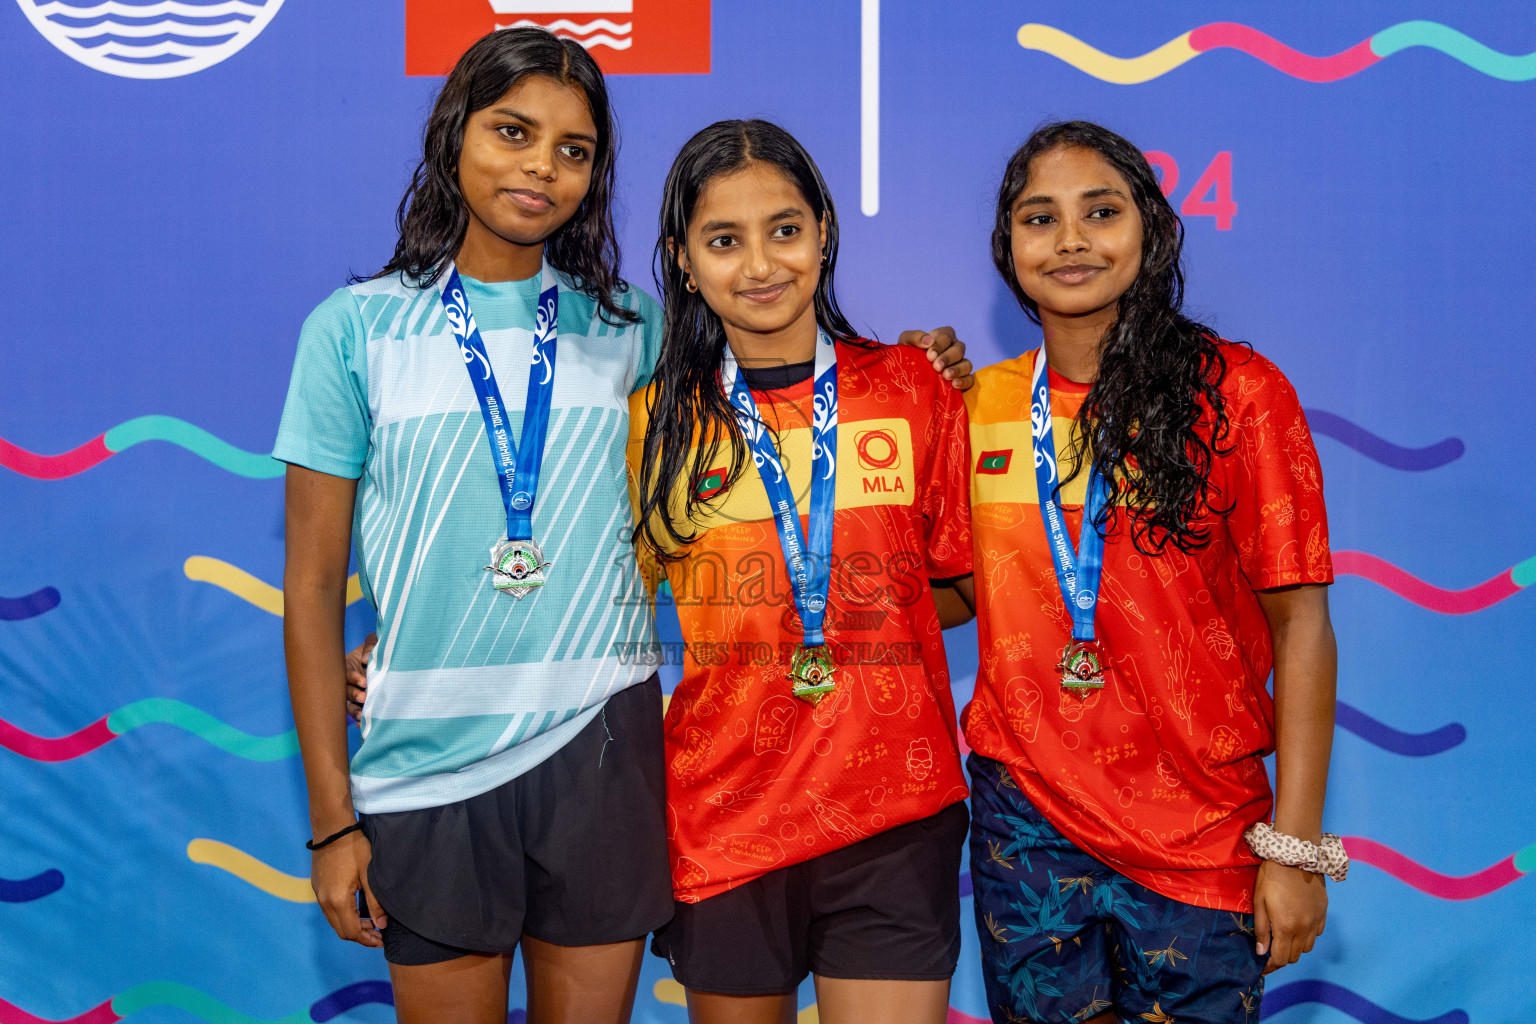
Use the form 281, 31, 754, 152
694, 467, 728, 499
977, 450, 1012, 475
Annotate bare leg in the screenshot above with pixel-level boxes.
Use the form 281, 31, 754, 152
521, 934, 646, 1024
389, 953, 513, 1024
685, 989, 797, 1024
812, 977, 950, 1024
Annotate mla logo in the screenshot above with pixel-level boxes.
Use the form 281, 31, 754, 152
855, 428, 900, 471
15, 0, 285, 80
406, 0, 710, 76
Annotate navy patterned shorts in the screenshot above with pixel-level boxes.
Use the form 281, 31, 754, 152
968, 754, 1266, 1024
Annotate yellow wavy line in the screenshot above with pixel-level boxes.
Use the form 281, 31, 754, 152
184, 556, 362, 616
653, 980, 819, 1022
1017, 24, 1199, 84
187, 838, 315, 903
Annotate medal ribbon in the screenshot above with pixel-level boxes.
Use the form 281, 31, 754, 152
723, 331, 838, 647
440, 262, 559, 543
1029, 347, 1112, 642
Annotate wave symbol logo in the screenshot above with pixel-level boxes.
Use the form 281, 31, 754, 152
492, 0, 632, 52
15, 0, 285, 79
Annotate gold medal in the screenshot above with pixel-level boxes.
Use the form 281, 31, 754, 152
485, 538, 551, 599
788, 643, 837, 705
1056, 639, 1105, 700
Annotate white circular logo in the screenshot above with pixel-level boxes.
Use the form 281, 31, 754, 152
16, 0, 286, 80
511, 491, 533, 511
1076, 590, 1096, 610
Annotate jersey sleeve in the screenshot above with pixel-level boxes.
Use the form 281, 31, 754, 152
919, 376, 974, 579
629, 285, 665, 394
625, 388, 664, 600
1219, 349, 1334, 590
271, 288, 370, 480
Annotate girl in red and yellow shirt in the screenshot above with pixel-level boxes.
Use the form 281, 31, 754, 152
946, 121, 1341, 1024
629, 119, 974, 1024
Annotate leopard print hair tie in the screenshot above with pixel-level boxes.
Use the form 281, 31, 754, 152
1242, 821, 1349, 882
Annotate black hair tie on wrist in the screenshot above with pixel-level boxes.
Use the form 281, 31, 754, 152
306, 822, 362, 850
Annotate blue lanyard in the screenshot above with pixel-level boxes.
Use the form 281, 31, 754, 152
723, 331, 838, 647
440, 262, 559, 542
1029, 347, 1112, 642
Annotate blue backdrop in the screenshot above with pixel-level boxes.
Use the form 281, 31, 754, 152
2, 3, 1533, 1023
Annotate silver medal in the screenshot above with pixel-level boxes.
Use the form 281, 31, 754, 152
485, 537, 551, 599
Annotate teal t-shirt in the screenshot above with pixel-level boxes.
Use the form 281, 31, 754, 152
273, 268, 661, 813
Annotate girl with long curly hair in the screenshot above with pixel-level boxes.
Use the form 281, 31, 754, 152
941, 121, 1342, 1024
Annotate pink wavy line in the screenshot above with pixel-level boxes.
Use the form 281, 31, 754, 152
1334, 551, 1521, 614
1189, 23, 1380, 82
1344, 837, 1524, 900
0, 717, 115, 762
0, 997, 118, 1024
0, 436, 112, 481
947, 1011, 988, 1024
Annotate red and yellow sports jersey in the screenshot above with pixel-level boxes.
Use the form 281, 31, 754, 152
628, 340, 972, 903
962, 344, 1332, 912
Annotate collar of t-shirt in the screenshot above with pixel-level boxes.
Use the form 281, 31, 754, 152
740, 358, 815, 392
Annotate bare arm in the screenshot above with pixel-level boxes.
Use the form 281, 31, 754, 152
283, 464, 384, 945
1251, 582, 1337, 972
931, 575, 976, 629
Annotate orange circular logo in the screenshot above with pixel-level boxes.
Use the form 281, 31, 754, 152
856, 429, 900, 470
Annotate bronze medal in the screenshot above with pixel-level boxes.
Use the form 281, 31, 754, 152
1057, 639, 1106, 700
788, 643, 837, 705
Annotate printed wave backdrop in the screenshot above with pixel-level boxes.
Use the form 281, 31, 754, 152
2, 2, 1533, 1022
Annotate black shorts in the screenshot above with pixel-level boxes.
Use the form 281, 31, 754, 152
359, 675, 673, 966
650, 799, 969, 995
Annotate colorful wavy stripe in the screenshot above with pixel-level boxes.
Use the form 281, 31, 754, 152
184, 557, 362, 616
0, 699, 296, 763
1334, 702, 1465, 757
0, 978, 1473, 1024
1335, 550, 1536, 614
0, 982, 380, 1024
0, 996, 119, 1024
1345, 835, 1536, 899
307, 984, 392, 1023
0, 416, 281, 480
0, 869, 64, 903
0, 588, 60, 621
952, 837, 1534, 903
186, 839, 314, 904
1017, 21, 1536, 83
1304, 410, 1464, 471
1259, 980, 1467, 1024
0, 984, 533, 1024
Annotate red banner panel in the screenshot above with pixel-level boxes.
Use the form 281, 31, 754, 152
406, 0, 711, 76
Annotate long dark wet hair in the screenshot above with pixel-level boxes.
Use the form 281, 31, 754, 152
994, 120, 1237, 554
370, 27, 637, 325
634, 119, 862, 557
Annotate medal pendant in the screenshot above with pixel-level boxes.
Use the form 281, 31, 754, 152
1057, 639, 1106, 701
788, 644, 837, 706
485, 538, 551, 599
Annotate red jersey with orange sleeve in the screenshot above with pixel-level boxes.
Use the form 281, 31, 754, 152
962, 343, 1333, 912
627, 340, 972, 903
